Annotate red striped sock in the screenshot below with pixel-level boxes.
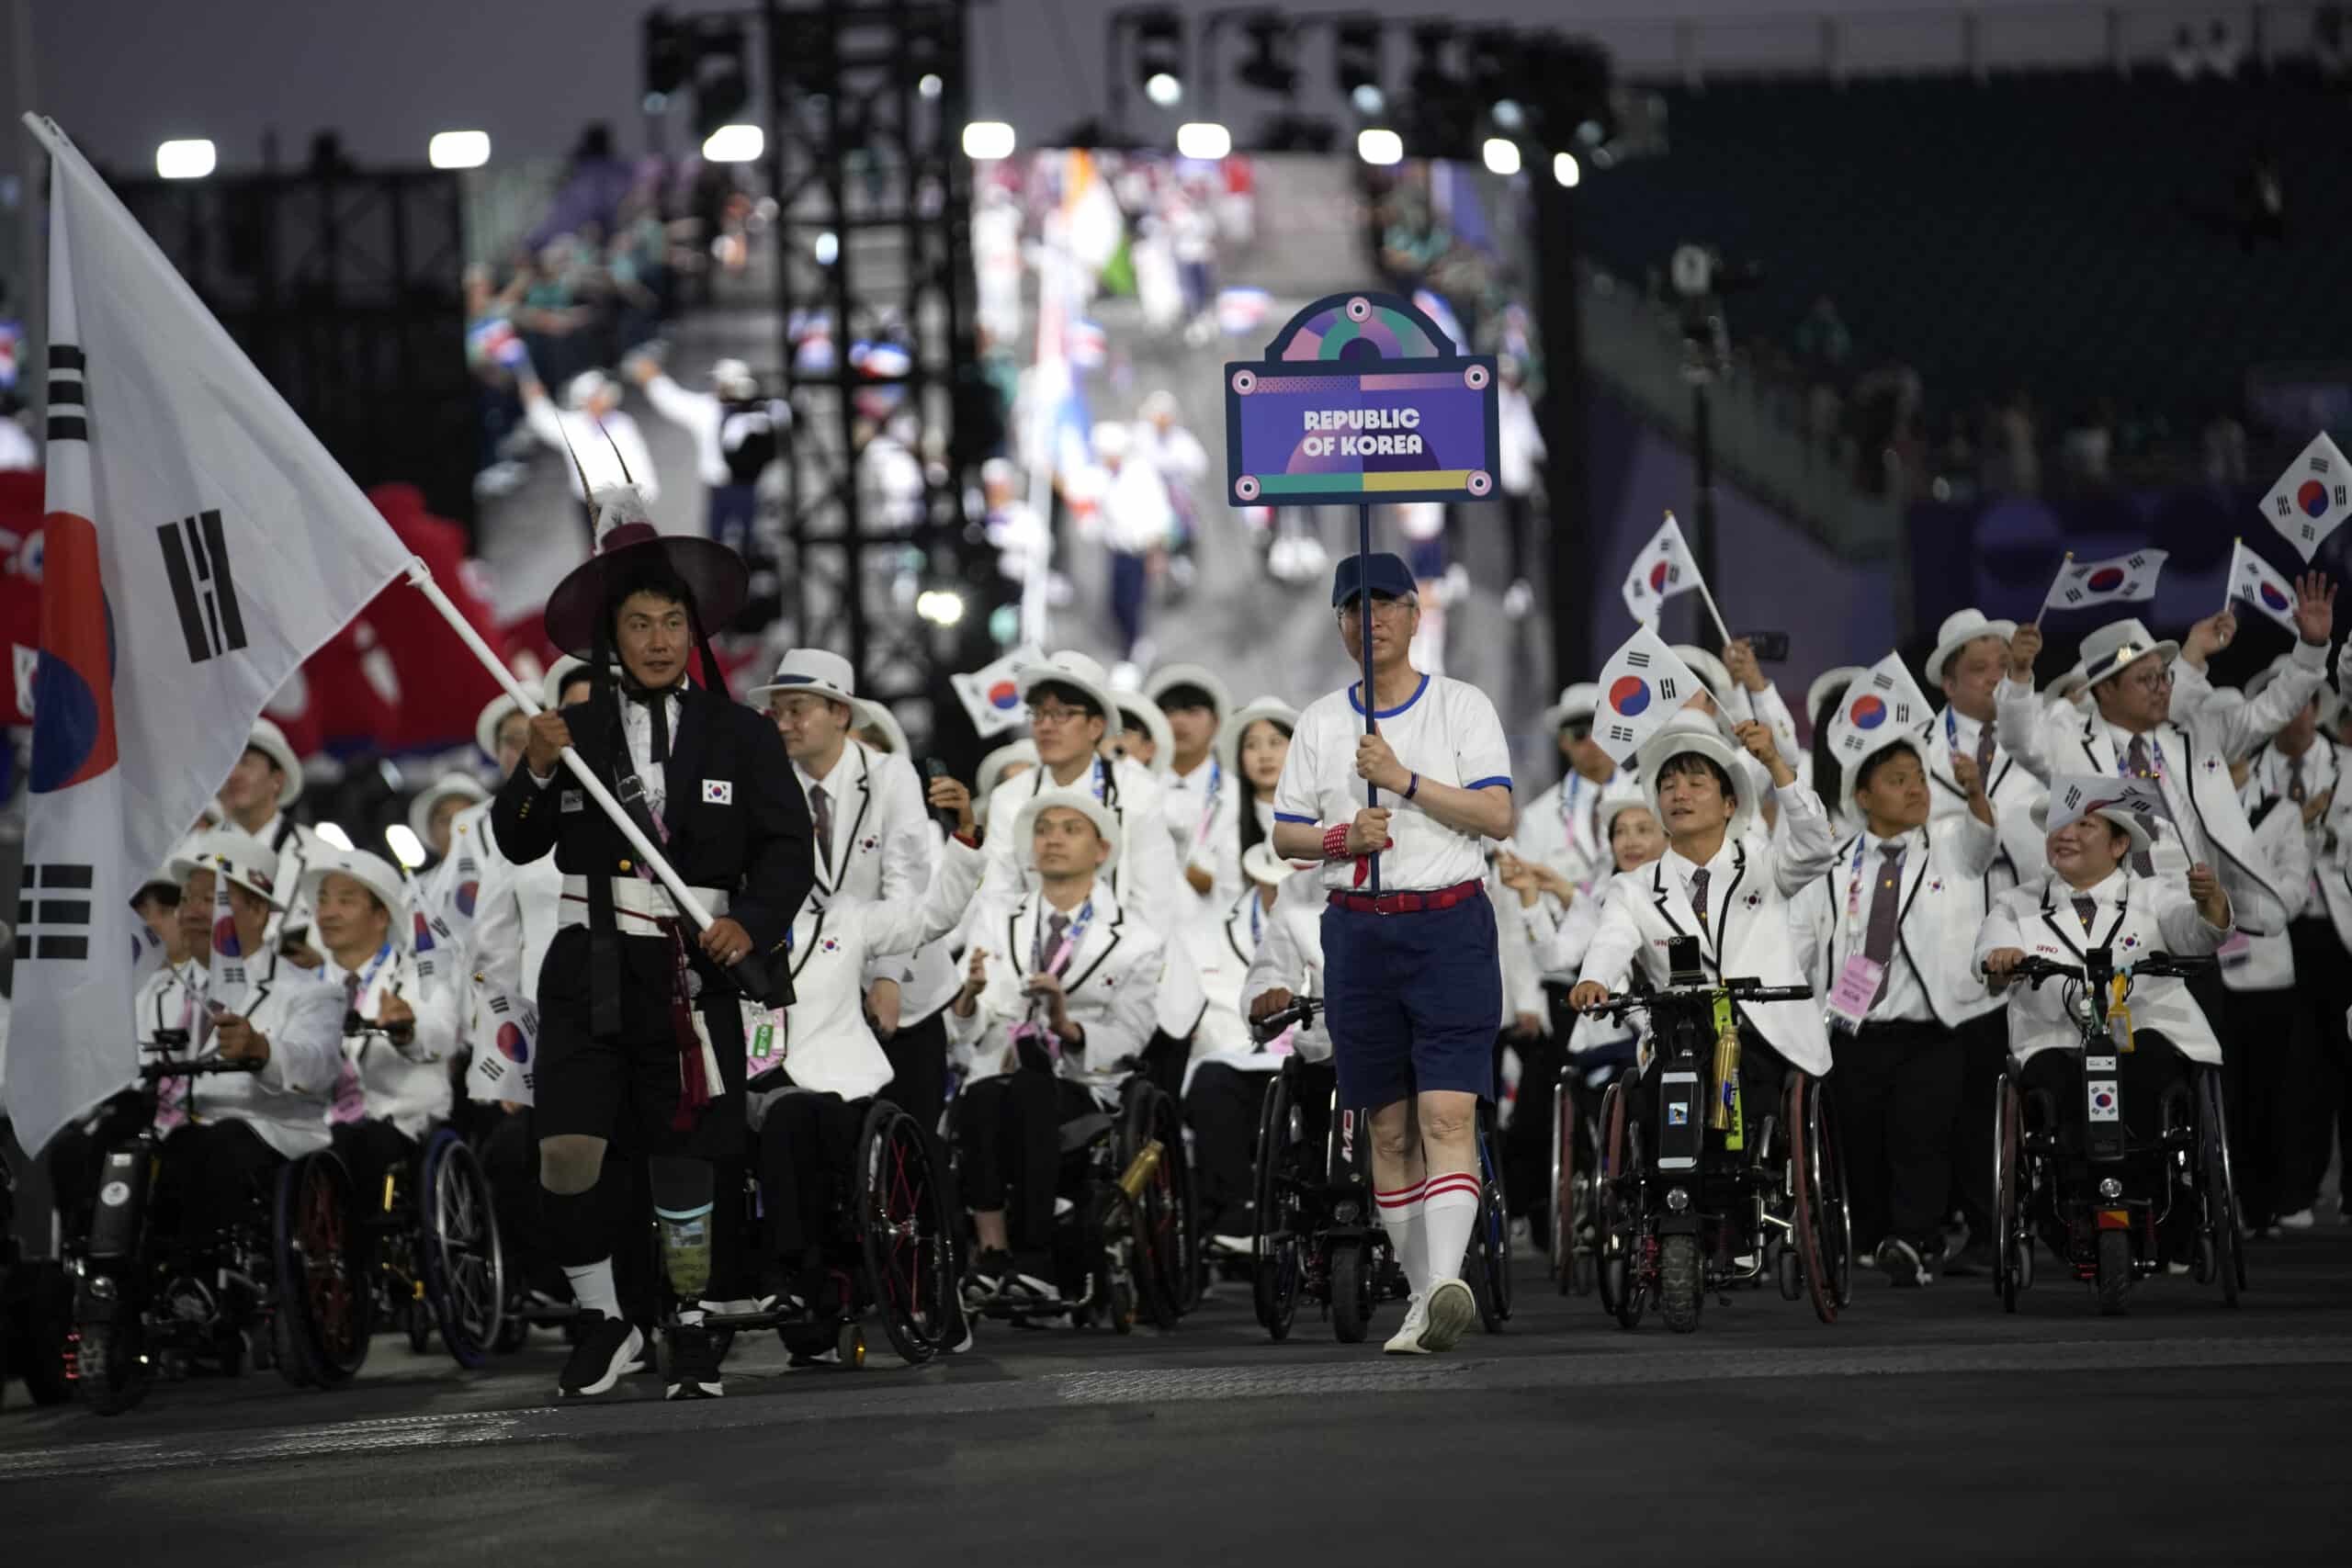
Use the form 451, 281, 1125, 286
1374, 1181, 1429, 1296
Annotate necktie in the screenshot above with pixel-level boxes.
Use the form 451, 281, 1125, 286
810, 784, 834, 877
1043, 910, 1070, 974
2122, 736, 2158, 876
2072, 894, 2098, 936
1863, 846, 1904, 1004
627, 686, 673, 764
2289, 753, 2307, 805
1973, 721, 1996, 776
330, 971, 366, 1126
1689, 868, 1711, 939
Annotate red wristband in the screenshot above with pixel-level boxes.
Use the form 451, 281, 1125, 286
1323, 823, 1351, 862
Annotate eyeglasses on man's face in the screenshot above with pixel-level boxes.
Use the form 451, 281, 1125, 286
1028, 703, 1094, 728
1336, 597, 1417, 626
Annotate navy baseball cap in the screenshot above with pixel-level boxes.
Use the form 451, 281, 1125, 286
1330, 552, 1417, 607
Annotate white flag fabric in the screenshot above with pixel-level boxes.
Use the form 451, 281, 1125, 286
2225, 538, 2301, 637
1825, 650, 1932, 761
5, 118, 413, 1155
1621, 513, 1702, 624
2043, 549, 2167, 613
950, 648, 1035, 739
2260, 433, 2352, 563
463, 984, 538, 1107
2045, 773, 2170, 838
1590, 626, 1703, 764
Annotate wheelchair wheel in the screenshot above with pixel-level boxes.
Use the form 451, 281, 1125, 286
1250, 1071, 1302, 1342
2095, 1226, 2131, 1316
1594, 1082, 1641, 1328
854, 1101, 959, 1366
1468, 1101, 1512, 1331
1549, 1076, 1576, 1297
1993, 1073, 2026, 1314
421, 1130, 506, 1370
1787, 1074, 1851, 1325
1329, 1239, 1374, 1345
2195, 1068, 2245, 1306
276, 1152, 371, 1389
73, 1314, 153, 1416
20, 1263, 75, 1406
1121, 1083, 1193, 1331
1657, 1234, 1702, 1334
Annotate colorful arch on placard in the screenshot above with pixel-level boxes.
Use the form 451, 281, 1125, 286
1264, 291, 1459, 364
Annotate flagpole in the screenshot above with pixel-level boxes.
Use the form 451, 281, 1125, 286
2222, 536, 2239, 616
403, 560, 728, 942
2031, 551, 2074, 630
1694, 578, 1735, 648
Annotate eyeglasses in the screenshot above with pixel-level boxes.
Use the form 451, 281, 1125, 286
1028, 703, 1095, 728
1336, 597, 1417, 626
2119, 669, 2175, 694
1560, 722, 1593, 742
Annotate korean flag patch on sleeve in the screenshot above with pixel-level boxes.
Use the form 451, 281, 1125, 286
702, 779, 734, 806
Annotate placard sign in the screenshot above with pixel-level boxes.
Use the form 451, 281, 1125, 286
1224, 291, 1500, 510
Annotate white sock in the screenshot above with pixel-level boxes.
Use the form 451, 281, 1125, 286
1420, 1172, 1483, 1286
1375, 1180, 1429, 1299
563, 1258, 622, 1323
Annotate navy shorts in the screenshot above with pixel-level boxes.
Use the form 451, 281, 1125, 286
1320, 891, 1503, 1110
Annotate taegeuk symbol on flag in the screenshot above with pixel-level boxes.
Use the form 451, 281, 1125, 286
2225, 537, 2301, 636
1620, 513, 1701, 625
1590, 626, 1700, 764
2260, 433, 2352, 563
1826, 650, 1930, 760
950, 647, 1037, 740
2043, 549, 2168, 611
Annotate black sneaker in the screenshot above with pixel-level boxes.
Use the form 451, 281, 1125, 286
1875, 1235, 1930, 1288
1005, 1249, 1062, 1304
664, 1323, 723, 1400
558, 1314, 645, 1397
964, 1247, 1013, 1307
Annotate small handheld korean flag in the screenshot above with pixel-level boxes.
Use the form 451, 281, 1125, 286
1826, 650, 1931, 761
2046, 773, 2169, 838
2225, 537, 2301, 637
2259, 433, 2352, 563
464, 985, 538, 1107
1621, 513, 1701, 624
1591, 626, 1701, 764
2043, 550, 2168, 612
950, 648, 1034, 739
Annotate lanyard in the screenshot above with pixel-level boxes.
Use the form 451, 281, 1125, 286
1193, 759, 1223, 845
1032, 898, 1095, 977
1249, 890, 1263, 947
1943, 708, 1961, 754
351, 940, 396, 1000
1844, 836, 1870, 922
1091, 756, 1109, 804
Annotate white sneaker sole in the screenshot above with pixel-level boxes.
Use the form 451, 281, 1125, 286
1383, 1326, 1431, 1355
561, 1325, 645, 1398
1419, 1280, 1476, 1352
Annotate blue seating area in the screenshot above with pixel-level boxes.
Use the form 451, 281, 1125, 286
1576, 71, 2352, 450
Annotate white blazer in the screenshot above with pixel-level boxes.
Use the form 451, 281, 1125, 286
138, 953, 344, 1157
1191, 887, 1272, 1064
1973, 871, 2233, 1065
1236, 869, 1332, 1065
950, 877, 1167, 1090
1996, 639, 2324, 938
757, 836, 982, 1102
1519, 886, 1635, 1057
2217, 784, 2312, 993
797, 743, 956, 1017
1920, 706, 2049, 900
1577, 782, 1842, 1076
326, 944, 460, 1140
1791, 813, 2001, 1029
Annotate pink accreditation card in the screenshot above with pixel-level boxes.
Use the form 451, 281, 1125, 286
1824, 955, 1885, 1034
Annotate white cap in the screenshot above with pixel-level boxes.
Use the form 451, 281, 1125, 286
244, 718, 303, 808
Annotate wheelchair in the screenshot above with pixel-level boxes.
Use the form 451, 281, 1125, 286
70, 1056, 370, 1415
1585, 943, 1849, 1333
962, 1073, 1199, 1336
700, 1096, 962, 1370
1546, 1045, 1635, 1299
1991, 952, 2242, 1316
2, 1136, 79, 1410
350, 1122, 508, 1369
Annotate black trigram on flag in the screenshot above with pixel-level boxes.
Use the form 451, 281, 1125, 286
1607, 723, 1636, 745
48, 345, 88, 444
17, 863, 95, 961
2064, 587, 2086, 604
1657, 677, 1679, 701
2126, 553, 2148, 569
2313, 456, 2333, 476
1625, 650, 1651, 669
2064, 784, 2084, 809
1871, 672, 1896, 692
157, 511, 247, 663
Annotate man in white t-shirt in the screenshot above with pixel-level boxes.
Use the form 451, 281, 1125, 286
1271, 552, 1514, 1356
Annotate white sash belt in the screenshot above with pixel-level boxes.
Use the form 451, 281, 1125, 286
558, 876, 731, 933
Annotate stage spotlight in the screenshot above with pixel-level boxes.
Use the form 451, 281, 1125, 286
155, 139, 216, 180
962, 120, 1017, 160
1482, 138, 1521, 177
1177, 122, 1232, 161
1357, 127, 1404, 166
1136, 7, 1184, 107
427, 130, 491, 170
1554, 151, 1581, 187
1236, 13, 1297, 96
702, 123, 764, 163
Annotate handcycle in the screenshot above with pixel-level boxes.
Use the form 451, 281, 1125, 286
70, 1053, 370, 1415
1990, 951, 2241, 1316
1581, 940, 1849, 1332
1247, 996, 1512, 1338
697, 1095, 962, 1370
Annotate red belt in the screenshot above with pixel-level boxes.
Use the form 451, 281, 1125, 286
1328, 880, 1485, 916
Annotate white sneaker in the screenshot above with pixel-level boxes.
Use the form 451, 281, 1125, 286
1383, 1295, 1430, 1355
1419, 1278, 1476, 1352
2278, 1209, 2315, 1230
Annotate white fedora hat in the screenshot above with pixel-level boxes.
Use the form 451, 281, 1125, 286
1597, 793, 1658, 848
1671, 646, 1734, 709
170, 828, 286, 908
1114, 694, 1175, 774
1012, 787, 1123, 874
1838, 727, 1930, 821
2077, 618, 2179, 692
747, 648, 857, 707
975, 739, 1040, 821
854, 696, 910, 759
1923, 608, 2018, 688
407, 773, 490, 846
541, 655, 592, 710
1144, 662, 1233, 726
1637, 712, 1758, 840
1242, 840, 1308, 886
1216, 695, 1299, 771
1022, 651, 1125, 738
1804, 666, 1870, 727
244, 718, 303, 809
297, 847, 411, 930
2030, 793, 2154, 856
474, 693, 525, 762
1538, 682, 1601, 735
2048, 663, 2091, 705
